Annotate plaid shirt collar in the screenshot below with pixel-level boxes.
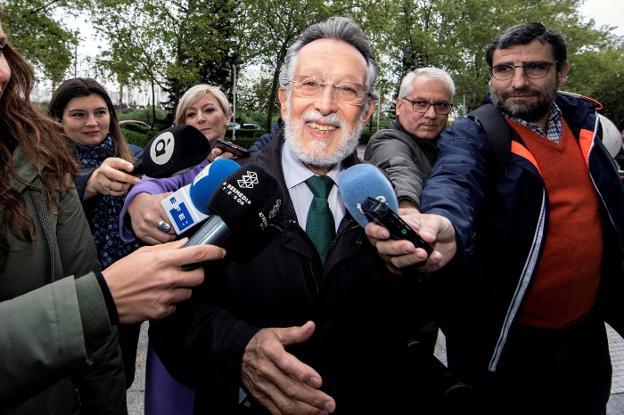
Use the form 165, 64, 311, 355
505, 103, 563, 142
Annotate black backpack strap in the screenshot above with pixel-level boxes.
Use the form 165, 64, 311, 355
467, 104, 511, 176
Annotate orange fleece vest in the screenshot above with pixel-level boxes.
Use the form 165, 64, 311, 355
508, 118, 603, 328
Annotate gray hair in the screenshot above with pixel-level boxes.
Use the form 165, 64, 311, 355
398, 67, 456, 99
278, 16, 378, 101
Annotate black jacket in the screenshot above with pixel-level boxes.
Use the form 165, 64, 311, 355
150, 135, 436, 414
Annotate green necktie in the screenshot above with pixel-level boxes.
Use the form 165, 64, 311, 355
305, 175, 336, 263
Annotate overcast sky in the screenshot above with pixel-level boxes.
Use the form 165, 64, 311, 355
580, 0, 624, 35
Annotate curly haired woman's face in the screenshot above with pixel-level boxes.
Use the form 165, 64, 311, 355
62, 94, 111, 145
0, 24, 11, 99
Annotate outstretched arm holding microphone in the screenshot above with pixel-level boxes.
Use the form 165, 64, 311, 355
120, 124, 214, 244
1, 239, 225, 407
102, 239, 225, 323
83, 156, 139, 199
339, 161, 456, 273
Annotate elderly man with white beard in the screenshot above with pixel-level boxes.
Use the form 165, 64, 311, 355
149, 16, 442, 415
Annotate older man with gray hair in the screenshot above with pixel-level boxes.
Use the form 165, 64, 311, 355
364, 66, 457, 402
150, 16, 446, 415
365, 67, 455, 209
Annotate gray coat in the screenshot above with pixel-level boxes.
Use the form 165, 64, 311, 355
364, 121, 437, 209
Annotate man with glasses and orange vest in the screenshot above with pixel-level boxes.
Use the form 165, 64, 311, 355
366, 22, 624, 415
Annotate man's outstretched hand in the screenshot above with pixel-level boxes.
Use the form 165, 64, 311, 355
365, 208, 457, 273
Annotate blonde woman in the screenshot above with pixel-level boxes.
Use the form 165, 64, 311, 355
119, 84, 233, 244
119, 84, 236, 415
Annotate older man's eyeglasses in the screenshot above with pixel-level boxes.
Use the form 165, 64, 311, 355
401, 98, 453, 115
490, 61, 557, 81
288, 78, 369, 104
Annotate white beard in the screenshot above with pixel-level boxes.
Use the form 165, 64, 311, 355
284, 108, 365, 167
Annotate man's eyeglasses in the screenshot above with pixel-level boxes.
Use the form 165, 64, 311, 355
288, 78, 369, 104
401, 98, 453, 115
490, 61, 557, 81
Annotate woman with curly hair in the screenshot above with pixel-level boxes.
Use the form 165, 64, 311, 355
0, 20, 128, 414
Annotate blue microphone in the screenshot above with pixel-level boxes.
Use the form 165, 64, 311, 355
340, 163, 432, 255
161, 158, 240, 234
189, 158, 241, 215
339, 163, 399, 227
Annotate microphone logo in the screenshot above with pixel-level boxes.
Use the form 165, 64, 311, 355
150, 131, 175, 165
237, 171, 259, 188
269, 199, 282, 218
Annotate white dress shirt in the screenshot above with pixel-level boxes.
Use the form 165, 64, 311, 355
281, 140, 346, 231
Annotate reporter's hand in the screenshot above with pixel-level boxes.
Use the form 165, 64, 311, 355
102, 239, 225, 323
85, 157, 140, 199
365, 208, 457, 273
242, 321, 336, 415
127, 192, 176, 245
209, 147, 236, 161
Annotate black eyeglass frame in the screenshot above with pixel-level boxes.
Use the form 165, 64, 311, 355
400, 98, 453, 115
489, 61, 558, 81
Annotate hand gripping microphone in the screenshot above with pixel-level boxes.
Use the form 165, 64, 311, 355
339, 163, 432, 254
160, 158, 241, 235
136, 125, 211, 178
182, 163, 283, 270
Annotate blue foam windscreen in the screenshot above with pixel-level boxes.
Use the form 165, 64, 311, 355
189, 158, 240, 214
339, 163, 399, 227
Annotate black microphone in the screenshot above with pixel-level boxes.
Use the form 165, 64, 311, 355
136, 125, 211, 178
182, 163, 283, 269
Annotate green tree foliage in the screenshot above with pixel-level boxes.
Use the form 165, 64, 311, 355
586, 45, 624, 128
162, 0, 238, 115
595, 72, 624, 129
360, 0, 619, 113
2, 0, 79, 86
89, 0, 237, 126
237, 75, 272, 115
76, 0, 623, 130
236, 0, 343, 129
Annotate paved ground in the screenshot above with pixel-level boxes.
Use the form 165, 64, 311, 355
128, 322, 624, 414
127, 322, 148, 414
607, 324, 624, 414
